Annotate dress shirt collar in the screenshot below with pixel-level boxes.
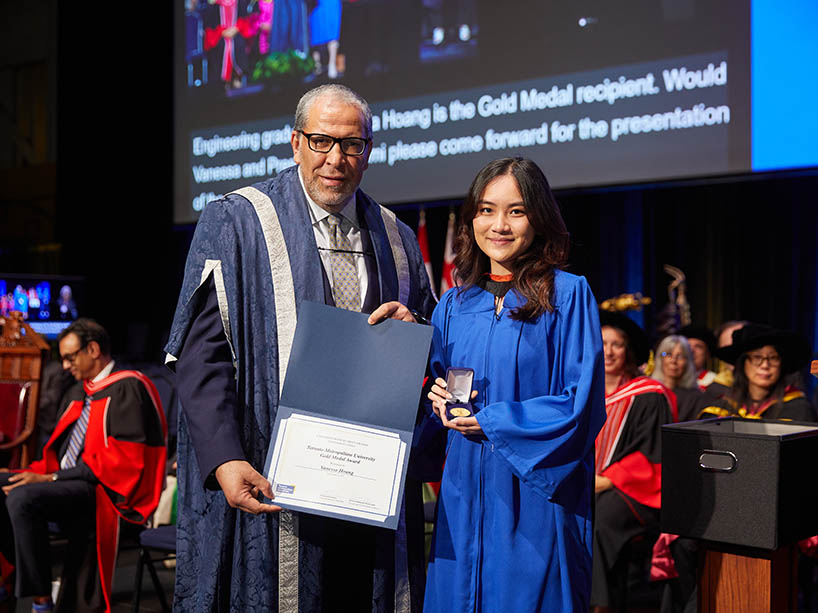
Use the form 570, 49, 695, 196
297, 165, 359, 230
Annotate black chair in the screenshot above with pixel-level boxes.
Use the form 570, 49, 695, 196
132, 524, 175, 613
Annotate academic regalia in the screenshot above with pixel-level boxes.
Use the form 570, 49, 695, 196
201, 0, 255, 84
309, 0, 341, 46
270, 0, 308, 54
26, 371, 167, 612
423, 272, 606, 612
591, 377, 674, 608
696, 369, 716, 391
672, 386, 711, 422
165, 166, 435, 612
698, 387, 816, 422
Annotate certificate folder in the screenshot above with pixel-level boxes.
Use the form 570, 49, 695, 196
263, 301, 434, 529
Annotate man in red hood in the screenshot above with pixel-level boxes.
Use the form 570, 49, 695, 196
0, 318, 166, 612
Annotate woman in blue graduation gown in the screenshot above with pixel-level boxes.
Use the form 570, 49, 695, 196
423, 157, 607, 612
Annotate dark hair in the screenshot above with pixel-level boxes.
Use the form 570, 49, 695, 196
453, 157, 570, 320
58, 318, 112, 357
727, 348, 794, 410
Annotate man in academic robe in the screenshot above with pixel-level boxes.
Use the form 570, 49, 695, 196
0, 318, 167, 613
165, 84, 436, 612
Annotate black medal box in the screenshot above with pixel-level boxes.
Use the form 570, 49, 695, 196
661, 417, 818, 550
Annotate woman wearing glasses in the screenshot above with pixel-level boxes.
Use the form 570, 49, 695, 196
704, 323, 815, 421
423, 157, 606, 612
651, 335, 711, 422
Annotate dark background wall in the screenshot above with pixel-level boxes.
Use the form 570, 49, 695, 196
2, 4, 816, 388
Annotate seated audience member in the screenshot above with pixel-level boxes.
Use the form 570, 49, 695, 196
592, 311, 675, 612
704, 323, 815, 421
678, 325, 720, 392
651, 335, 711, 422
0, 319, 166, 612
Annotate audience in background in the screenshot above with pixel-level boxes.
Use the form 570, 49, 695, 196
592, 311, 676, 612
651, 335, 711, 422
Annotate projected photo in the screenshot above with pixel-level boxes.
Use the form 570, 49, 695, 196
184, 0, 479, 96
0, 277, 83, 338
0, 281, 52, 321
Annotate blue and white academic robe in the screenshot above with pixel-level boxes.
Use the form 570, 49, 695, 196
423, 271, 606, 612
165, 166, 435, 612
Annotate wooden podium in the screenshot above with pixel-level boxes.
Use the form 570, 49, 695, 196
699, 544, 797, 612
662, 418, 818, 613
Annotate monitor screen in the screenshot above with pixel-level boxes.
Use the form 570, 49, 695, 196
0, 275, 85, 339
173, 0, 818, 224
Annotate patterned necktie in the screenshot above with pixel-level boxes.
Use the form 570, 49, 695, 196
62, 395, 92, 469
326, 214, 361, 311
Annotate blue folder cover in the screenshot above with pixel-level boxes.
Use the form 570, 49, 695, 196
263, 301, 433, 529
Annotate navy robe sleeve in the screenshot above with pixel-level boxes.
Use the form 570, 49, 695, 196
469, 276, 606, 500
175, 276, 246, 488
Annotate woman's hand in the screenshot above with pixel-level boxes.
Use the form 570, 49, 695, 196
427, 377, 451, 420
427, 377, 482, 435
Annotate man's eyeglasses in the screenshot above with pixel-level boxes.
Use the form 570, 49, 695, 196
61, 345, 86, 363
746, 353, 782, 367
297, 130, 370, 156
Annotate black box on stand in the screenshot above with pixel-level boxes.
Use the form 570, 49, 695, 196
661, 417, 818, 550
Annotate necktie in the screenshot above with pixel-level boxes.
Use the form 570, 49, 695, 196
62, 395, 92, 469
326, 214, 361, 311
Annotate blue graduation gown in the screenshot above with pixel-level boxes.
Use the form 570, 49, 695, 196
165, 166, 435, 612
424, 271, 606, 612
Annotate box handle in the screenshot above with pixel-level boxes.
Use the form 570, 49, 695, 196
699, 450, 737, 472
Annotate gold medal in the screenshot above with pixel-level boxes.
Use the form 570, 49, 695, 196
449, 407, 472, 418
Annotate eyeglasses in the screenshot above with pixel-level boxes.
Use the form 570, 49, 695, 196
746, 353, 782, 367
61, 345, 86, 363
660, 351, 686, 363
297, 130, 370, 156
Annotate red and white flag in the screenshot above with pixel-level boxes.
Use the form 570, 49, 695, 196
440, 208, 457, 294
417, 208, 437, 298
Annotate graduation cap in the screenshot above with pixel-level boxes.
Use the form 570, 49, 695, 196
715, 323, 811, 374
679, 324, 716, 355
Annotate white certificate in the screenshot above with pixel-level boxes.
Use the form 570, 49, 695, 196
266, 412, 407, 523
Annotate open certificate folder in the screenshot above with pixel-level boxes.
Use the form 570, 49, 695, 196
268, 414, 406, 522
263, 301, 434, 530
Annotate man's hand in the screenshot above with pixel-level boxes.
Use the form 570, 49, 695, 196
2, 472, 54, 494
368, 301, 415, 324
214, 460, 281, 514
595, 475, 613, 493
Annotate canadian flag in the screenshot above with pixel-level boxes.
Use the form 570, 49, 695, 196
417, 208, 437, 297
440, 208, 457, 294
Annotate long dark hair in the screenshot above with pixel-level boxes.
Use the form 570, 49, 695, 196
727, 349, 795, 410
453, 157, 570, 320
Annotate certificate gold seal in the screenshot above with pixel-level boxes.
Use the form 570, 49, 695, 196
449, 407, 472, 417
